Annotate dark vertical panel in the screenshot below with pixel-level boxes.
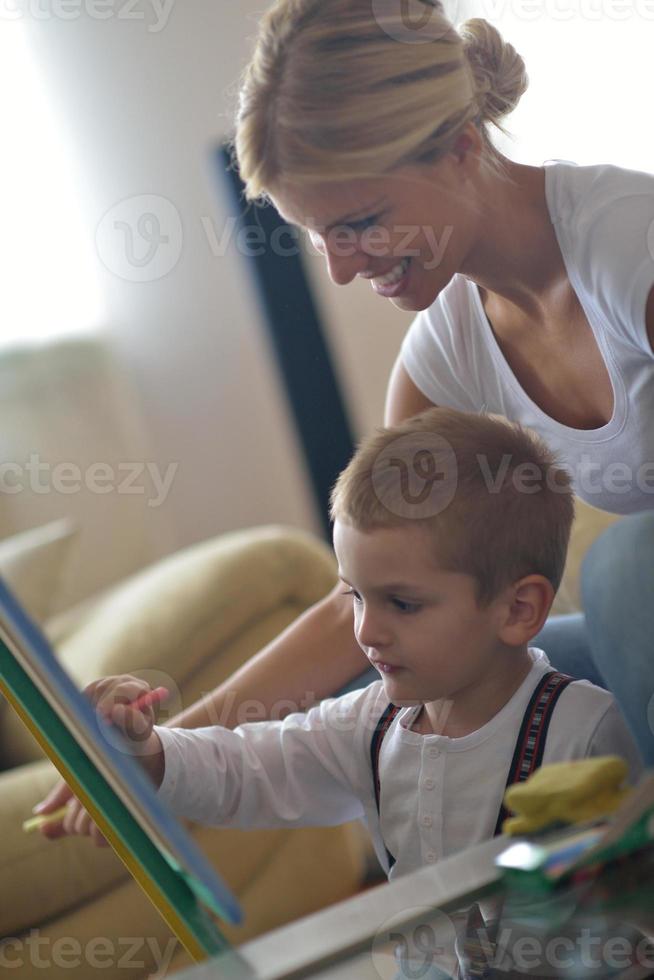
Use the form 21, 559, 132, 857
215, 144, 355, 539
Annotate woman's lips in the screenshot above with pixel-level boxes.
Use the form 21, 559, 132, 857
369, 258, 413, 298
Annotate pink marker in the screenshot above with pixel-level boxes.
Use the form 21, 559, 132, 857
129, 686, 170, 711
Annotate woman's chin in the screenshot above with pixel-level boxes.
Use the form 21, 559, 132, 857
389, 281, 439, 313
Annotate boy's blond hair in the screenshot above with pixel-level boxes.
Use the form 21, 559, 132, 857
330, 408, 574, 605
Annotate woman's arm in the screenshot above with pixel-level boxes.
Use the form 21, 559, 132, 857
384, 355, 438, 425
166, 583, 367, 730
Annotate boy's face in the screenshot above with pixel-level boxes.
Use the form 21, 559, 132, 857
333, 519, 507, 706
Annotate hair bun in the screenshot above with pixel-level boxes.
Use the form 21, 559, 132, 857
459, 18, 528, 129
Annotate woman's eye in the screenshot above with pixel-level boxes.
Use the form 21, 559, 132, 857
350, 214, 381, 231
392, 598, 420, 614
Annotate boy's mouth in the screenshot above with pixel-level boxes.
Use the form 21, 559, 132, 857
370, 658, 400, 674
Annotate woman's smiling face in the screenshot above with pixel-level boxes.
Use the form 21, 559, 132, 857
269, 138, 484, 312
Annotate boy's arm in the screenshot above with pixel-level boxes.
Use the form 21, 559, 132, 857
154, 686, 383, 830
33, 585, 368, 838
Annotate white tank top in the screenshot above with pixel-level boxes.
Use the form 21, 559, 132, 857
401, 160, 654, 515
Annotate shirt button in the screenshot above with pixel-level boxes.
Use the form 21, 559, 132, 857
426, 851, 437, 863
423, 778, 435, 790
428, 747, 440, 758
421, 815, 433, 827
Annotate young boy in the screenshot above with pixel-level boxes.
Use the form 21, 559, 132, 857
72, 408, 643, 880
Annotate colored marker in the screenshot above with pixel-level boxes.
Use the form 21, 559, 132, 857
125, 686, 170, 713
23, 805, 71, 834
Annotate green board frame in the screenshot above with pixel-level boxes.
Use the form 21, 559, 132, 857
0, 577, 241, 961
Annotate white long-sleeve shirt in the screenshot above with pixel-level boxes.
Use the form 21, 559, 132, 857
156, 649, 643, 879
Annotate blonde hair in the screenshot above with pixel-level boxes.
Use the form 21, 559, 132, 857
330, 408, 574, 605
234, 0, 528, 201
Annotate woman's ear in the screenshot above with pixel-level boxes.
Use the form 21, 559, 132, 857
497, 575, 555, 646
451, 122, 483, 167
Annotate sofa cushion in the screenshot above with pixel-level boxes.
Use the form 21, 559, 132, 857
0, 517, 78, 624
0, 524, 337, 770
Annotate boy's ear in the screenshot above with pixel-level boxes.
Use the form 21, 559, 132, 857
497, 575, 555, 646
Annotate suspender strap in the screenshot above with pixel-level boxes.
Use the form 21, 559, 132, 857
493, 670, 573, 836
371, 670, 574, 868
370, 702, 401, 869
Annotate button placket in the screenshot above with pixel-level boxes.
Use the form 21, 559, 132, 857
418, 743, 440, 854
419, 742, 445, 863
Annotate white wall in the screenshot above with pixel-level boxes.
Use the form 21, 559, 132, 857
3, 0, 651, 606
4, 0, 409, 606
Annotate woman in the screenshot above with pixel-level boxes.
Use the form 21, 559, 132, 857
41, 0, 653, 834
223, 0, 653, 758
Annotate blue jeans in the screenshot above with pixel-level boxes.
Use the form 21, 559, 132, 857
339, 512, 654, 765
536, 510, 654, 765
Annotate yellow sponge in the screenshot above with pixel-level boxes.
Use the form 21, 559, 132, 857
502, 756, 631, 835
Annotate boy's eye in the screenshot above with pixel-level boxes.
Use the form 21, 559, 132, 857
391, 598, 421, 614
341, 588, 362, 603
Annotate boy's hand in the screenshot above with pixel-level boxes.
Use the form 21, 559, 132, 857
88, 674, 159, 748
33, 675, 166, 845
33, 780, 109, 846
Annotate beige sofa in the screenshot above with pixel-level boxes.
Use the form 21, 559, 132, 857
0, 525, 369, 979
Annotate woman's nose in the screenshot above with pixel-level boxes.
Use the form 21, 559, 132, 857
311, 231, 371, 286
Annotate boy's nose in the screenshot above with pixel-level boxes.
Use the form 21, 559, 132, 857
355, 607, 391, 651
